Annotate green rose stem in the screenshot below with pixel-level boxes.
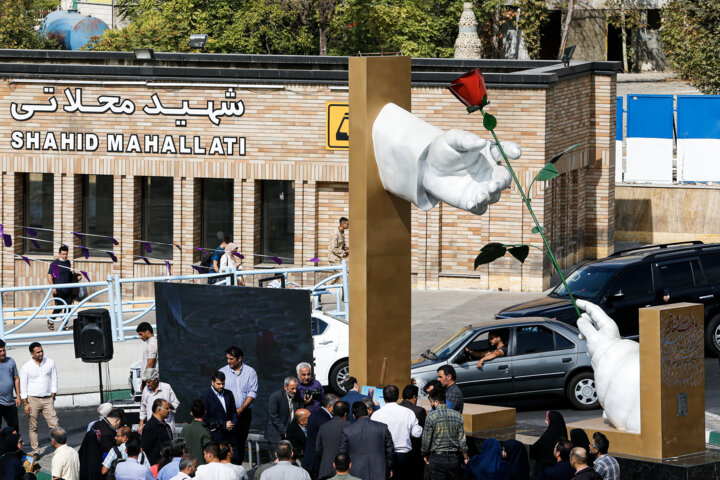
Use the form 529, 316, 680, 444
480, 110, 582, 319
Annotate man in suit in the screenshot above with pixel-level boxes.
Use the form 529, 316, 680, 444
200, 371, 238, 446
285, 408, 310, 465
338, 377, 373, 422
400, 384, 426, 479
316, 401, 349, 480
304, 393, 338, 479
339, 401, 394, 480
142, 398, 173, 465
265, 377, 302, 447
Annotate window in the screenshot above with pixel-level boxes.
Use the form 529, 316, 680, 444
656, 261, 694, 290
515, 325, 555, 355
555, 333, 575, 350
141, 177, 173, 259
23, 173, 53, 254
201, 179, 233, 253
261, 180, 294, 263
82, 175, 114, 253
607, 265, 653, 297
701, 253, 720, 284
552, 265, 616, 300
312, 317, 329, 336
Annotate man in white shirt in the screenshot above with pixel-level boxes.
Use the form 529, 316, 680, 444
102, 426, 151, 475
170, 455, 197, 480
138, 368, 179, 433
50, 427, 79, 480
194, 441, 236, 480
136, 322, 158, 380
371, 384, 422, 480
20, 341, 59, 455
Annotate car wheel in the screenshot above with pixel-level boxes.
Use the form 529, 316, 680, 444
566, 372, 599, 410
705, 314, 720, 357
329, 359, 349, 395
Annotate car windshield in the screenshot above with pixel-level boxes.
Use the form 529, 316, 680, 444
427, 326, 475, 360
551, 265, 616, 300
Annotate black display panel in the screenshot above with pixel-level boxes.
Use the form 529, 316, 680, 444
155, 282, 312, 429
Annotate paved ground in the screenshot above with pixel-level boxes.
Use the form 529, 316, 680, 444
18, 285, 720, 477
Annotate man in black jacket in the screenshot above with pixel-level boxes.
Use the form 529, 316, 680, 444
265, 377, 302, 446
570, 447, 602, 480
535, 437, 575, 480
200, 371, 238, 445
304, 393, 338, 479
316, 401, 349, 480
399, 385, 426, 479
339, 401, 394, 480
285, 408, 310, 465
141, 398, 172, 465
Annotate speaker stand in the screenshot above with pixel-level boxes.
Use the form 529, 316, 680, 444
98, 363, 104, 404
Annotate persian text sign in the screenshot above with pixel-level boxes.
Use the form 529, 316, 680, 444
9, 86, 246, 156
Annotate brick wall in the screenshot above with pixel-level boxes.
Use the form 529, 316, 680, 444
0, 71, 615, 296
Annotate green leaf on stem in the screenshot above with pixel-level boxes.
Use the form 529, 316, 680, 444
483, 112, 497, 131
534, 163, 559, 182
474, 242, 507, 269
508, 246, 530, 263
550, 143, 581, 164
531, 226, 546, 234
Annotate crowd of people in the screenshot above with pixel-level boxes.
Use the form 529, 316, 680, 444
0, 328, 622, 480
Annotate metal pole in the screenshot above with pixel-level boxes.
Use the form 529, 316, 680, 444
0, 288, 5, 340
107, 276, 118, 342
98, 362, 104, 403
114, 275, 125, 341
341, 260, 349, 317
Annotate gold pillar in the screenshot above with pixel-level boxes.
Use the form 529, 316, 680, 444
348, 56, 412, 389
567, 302, 705, 458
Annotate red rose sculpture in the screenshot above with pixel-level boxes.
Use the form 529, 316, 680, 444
448, 68, 489, 112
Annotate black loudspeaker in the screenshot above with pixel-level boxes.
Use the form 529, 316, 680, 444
73, 308, 114, 363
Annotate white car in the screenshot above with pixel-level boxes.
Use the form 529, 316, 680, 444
130, 309, 350, 399
312, 309, 349, 394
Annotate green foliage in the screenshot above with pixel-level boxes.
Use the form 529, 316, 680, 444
0, 0, 59, 49
474, 243, 507, 269
96, 0, 467, 56
92, 0, 314, 54
508, 245, 529, 263
515, 0, 549, 59
662, 0, 720, 94
534, 163, 559, 182
482, 112, 497, 130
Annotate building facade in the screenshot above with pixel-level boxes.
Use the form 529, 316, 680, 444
0, 51, 618, 305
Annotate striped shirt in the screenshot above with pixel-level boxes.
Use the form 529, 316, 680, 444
421, 405, 467, 456
594, 454, 620, 480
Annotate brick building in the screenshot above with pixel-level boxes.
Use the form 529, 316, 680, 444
0, 51, 618, 305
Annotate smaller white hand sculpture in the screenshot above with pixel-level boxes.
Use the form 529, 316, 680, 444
576, 299, 641, 433
424, 131, 517, 215
372, 103, 517, 215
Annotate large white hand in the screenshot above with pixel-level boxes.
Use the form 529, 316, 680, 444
576, 299, 640, 433
423, 130, 517, 215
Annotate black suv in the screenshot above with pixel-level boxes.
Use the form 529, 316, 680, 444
496, 241, 720, 356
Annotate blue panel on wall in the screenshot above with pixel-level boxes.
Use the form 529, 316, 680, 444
677, 96, 720, 139
627, 94, 674, 139
616, 96, 623, 141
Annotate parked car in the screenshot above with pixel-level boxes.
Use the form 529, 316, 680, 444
411, 318, 598, 410
497, 241, 720, 356
129, 309, 349, 400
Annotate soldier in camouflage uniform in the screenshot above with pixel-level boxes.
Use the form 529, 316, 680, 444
327, 217, 349, 284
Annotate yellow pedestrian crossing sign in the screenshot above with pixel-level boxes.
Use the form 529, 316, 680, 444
326, 102, 349, 150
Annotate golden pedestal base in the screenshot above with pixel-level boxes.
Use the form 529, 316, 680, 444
417, 399, 517, 434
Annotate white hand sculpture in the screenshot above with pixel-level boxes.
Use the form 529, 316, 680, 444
576, 299, 641, 433
372, 103, 516, 215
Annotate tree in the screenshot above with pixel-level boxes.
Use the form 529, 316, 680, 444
558, 0, 575, 59
605, 0, 645, 72
662, 0, 720, 94
0, 0, 58, 49
92, 0, 314, 54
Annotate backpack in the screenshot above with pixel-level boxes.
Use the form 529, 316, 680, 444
198, 248, 217, 272
105, 447, 146, 480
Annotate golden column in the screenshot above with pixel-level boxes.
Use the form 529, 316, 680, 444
348, 56, 412, 389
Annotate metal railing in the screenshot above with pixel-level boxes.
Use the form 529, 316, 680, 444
0, 261, 348, 346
